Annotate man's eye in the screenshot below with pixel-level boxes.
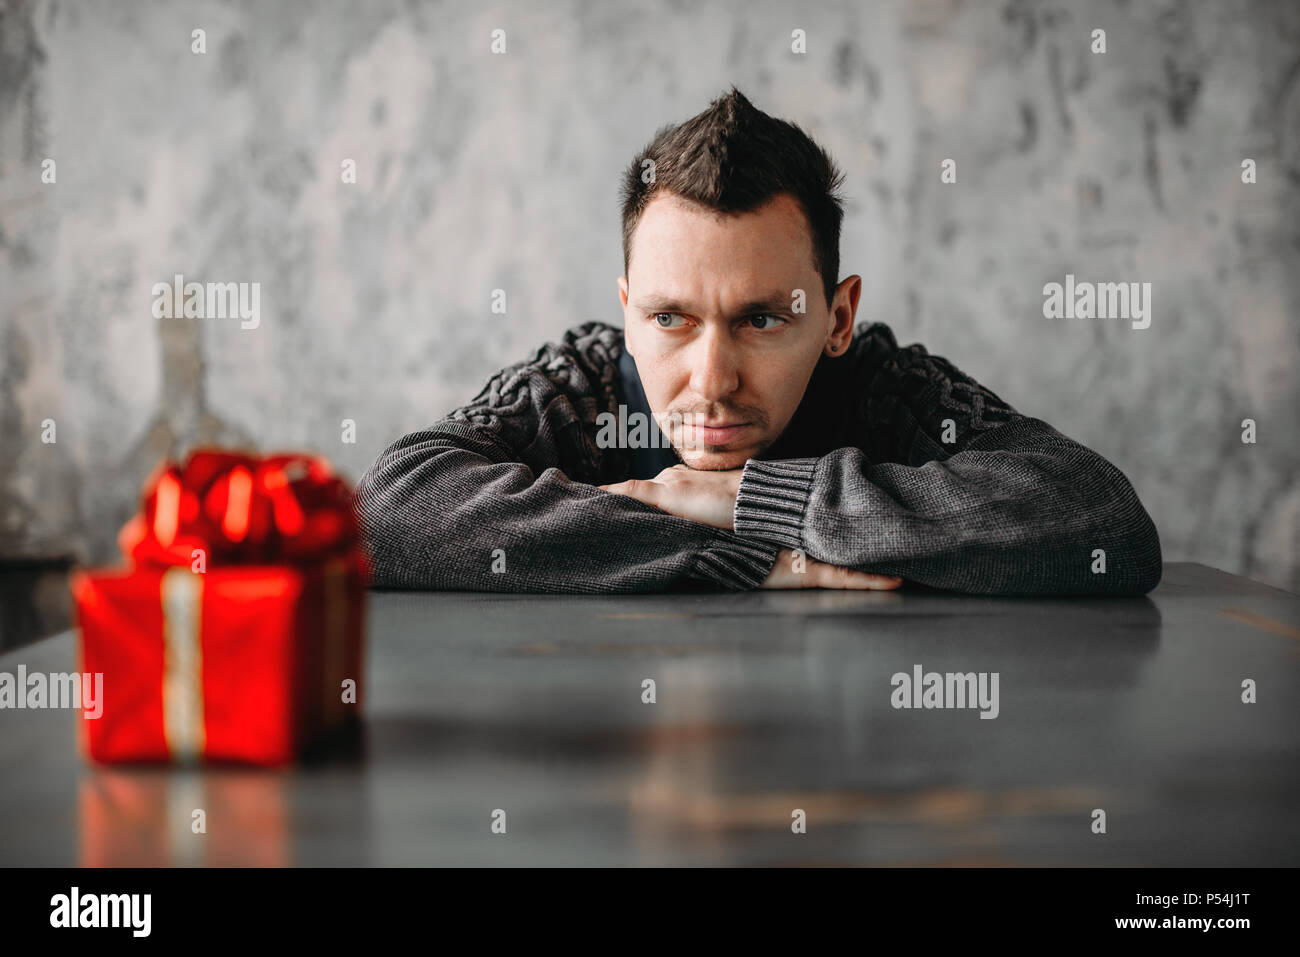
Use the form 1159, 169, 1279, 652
652, 313, 683, 328
747, 314, 787, 330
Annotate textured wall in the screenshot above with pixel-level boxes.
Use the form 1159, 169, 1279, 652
1, 0, 1297, 590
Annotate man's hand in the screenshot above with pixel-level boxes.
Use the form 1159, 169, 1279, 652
762, 548, 904, 590
598, 468, 905, 590
598, 464, 742, 531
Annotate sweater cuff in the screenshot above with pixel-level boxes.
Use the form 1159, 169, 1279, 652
691, 534, 781, 591
733, 457, 819, 551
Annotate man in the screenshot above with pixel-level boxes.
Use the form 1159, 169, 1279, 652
352, 88, 1162, 595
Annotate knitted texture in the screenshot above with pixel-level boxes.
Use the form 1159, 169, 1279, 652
353, 320, 1162, 595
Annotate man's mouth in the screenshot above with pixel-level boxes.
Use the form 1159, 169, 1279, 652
685, 422, 750, 445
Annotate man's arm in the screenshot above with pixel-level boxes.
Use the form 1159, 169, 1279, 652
732, 334, 1163, 596
351, 325, 778, 593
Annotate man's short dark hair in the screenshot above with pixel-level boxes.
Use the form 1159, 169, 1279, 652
620, 86, 847, 307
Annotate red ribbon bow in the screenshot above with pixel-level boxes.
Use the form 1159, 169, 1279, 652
118, 450, 360, 566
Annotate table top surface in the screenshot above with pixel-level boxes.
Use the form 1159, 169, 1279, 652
1, 562, 1297, 866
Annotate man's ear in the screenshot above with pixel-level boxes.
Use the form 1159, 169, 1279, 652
825, 275, 861, 355
618, 276, 636, 357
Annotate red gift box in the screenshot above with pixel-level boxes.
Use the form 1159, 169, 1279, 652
72, 450, 370, 766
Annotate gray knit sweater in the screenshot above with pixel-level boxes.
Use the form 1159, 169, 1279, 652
352, 320, 1162, 595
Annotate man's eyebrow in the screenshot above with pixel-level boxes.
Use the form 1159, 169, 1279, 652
632, 293, 798, 316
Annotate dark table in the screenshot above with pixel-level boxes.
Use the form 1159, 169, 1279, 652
1, 562, 1296, 866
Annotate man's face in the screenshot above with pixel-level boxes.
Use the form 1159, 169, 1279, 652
619, 192, 858, 471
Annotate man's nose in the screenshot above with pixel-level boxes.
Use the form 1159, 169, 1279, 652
688, 326, 740, 402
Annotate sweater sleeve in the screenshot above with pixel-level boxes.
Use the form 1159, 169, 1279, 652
351, 326, 778, 593
732, 334, 1162, 596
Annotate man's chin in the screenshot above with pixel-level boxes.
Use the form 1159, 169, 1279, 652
673, 446, 754, 471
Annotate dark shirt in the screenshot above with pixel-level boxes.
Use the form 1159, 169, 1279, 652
614, 348, 678, 480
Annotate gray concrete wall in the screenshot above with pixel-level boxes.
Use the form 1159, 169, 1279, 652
2, 0, 1297, 590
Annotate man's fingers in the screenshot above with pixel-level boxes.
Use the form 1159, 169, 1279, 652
599, 479, 660, 507
815, 561, 903, 590
761, 549, 904, 590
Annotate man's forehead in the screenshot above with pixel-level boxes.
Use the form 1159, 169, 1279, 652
630, 289, 796, 315
637, 190, 811, 236
627, 193, 817, 300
